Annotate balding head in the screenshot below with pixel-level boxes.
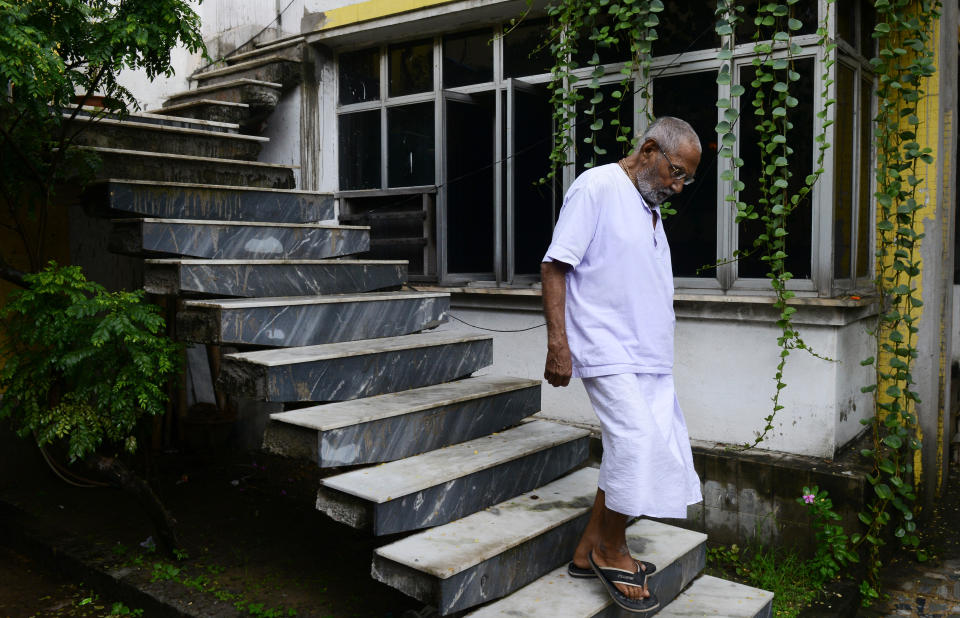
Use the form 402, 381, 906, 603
640, 116, 701, 155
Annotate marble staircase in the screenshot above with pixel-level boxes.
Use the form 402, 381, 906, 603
72, 79, 774, 617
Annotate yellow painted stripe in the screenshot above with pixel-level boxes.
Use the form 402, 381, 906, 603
318, 0, 461, 31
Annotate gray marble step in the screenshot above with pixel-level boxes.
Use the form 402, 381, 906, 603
218, 331, 493, 402
318, 421, 589, 535
84, 146, 295, 188
372, 467, 600, 615
110, 218, 369, 260
264, 375, 540, 466
70, 105, 239, 133
464, 518, 708, 617
162, 79, 282, 129
193, 55, 301, 89
151, 99, 249, 125
67, 115, 265, 160
656, 576, 773, 618
178, 291, 450, 347
226, 37, 304, 65
86, 180, 334, 223
144, 259, 407, 297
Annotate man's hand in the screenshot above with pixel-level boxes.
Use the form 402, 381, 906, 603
544, 341, 572, 387
541, 260, 572, 388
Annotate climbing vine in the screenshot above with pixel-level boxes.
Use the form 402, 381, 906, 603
541, 0, 943, 606
852, 0, 940, 604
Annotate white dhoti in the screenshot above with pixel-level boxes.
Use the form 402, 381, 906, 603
582, 373, 702, 518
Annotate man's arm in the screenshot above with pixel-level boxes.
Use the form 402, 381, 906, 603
541, 260, 572, 387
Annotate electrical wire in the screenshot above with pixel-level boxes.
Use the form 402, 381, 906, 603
446, 312, 546, 333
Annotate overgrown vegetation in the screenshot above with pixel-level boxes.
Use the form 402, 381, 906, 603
0, 263, 181, 550
0, 0, 204, 285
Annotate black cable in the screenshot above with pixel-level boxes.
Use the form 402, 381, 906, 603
447, 312, 546, 332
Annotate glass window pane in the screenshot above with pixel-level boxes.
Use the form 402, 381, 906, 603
389, 39, 434, 97
575, 83, 635, 175
833, 64, 856, 279
443, 29, 493, 87
856, 76, 874, 278
736, 0, 817, 43
338, 111, 381, 190
860, 2, 876, 58
837, 2, 856, 45
513, 88, 557, 275
655, 0, 721, 57
503, 18, 553, 78
738, 59, 815, 280
447, 94, 495, 273
653, 71, 719, 278
573, 13, 631, 68
387, 103, 435, 187
339, 47, 380, 104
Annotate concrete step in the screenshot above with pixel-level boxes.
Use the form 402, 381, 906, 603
144, 259, 407, 297
192, 55, 301, 89
464, 519, 709, 617
84, 146, 295, 189
85, 180, 334, 223
70, 105, 239, 133
110, 218, 369, 260
371, 467, 600, 615
67, 115, 265, 160
656, 576, 774, 618
317, 421, 589, 535
177, 291, 450, 347
218, 331, 493, 402
227, 36, 304, 65
150, 99, 249, 126
263, 375, 540, 465
162, 79, 282, 129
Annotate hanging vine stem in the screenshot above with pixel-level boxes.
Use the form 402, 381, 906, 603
543, 0, 663, 181
714, 0, 837, 450
851, 0, 940, 605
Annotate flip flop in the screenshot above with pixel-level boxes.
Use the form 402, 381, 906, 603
567, 559, 657, 579
588, 552, 660, 614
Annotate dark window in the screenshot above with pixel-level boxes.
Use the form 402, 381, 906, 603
389, 39, 434, 97
837, 2, 857, 46
573, 13, 631, 68
447, 94, 495, 273
338, 111, 381, 189
339, 47, 380, 105
654, 71, 719, 278
575, 83, 635, 175
503, 19, 553, 78
738, 58, 815, 280
736, 0, 817, 43
655, 0, 721, 57
856, 75, 873, 278
444, 29, 494, 87
387, 103, 435, 187
833, 64, 856, 278
860, 2, 876, 58
513, 88, 556, 275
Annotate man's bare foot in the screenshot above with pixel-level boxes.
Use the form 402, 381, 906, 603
590, 546, 650, 600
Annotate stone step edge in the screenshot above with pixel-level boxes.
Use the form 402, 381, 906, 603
270, 375, 539, 433
68, 104, 240, 130
223, 331, 490, 367
164, 78, 283, 102
191, 54, 299, 82
319, 421, 585, 503
149, 98, 249, 115
181, 290, 450, 309
93, 178, 330, 196
79, 146, 298, 170
65, 114, 268, 142
656, 575, 774, 618
372, 467, 601, 582
145, 258, 406, 266
112, 217, 368, 231
463, 518, 708, 617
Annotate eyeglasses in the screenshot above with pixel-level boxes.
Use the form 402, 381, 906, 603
653, 140, 695, 186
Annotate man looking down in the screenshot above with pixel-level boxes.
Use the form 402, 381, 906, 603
541, 116, 704, 613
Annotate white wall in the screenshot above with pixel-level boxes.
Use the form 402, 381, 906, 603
435, 298, 877, 458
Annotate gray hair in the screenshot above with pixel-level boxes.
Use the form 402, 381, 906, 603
640, 116, 701, 155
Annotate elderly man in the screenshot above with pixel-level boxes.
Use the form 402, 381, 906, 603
541, 117, 704, 613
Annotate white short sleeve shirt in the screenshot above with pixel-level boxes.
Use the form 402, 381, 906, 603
543, 163, 675, 378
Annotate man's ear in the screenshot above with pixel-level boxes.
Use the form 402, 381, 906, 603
637, 138, 658, 161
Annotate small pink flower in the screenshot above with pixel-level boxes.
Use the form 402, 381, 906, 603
803, 494, 815, 504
